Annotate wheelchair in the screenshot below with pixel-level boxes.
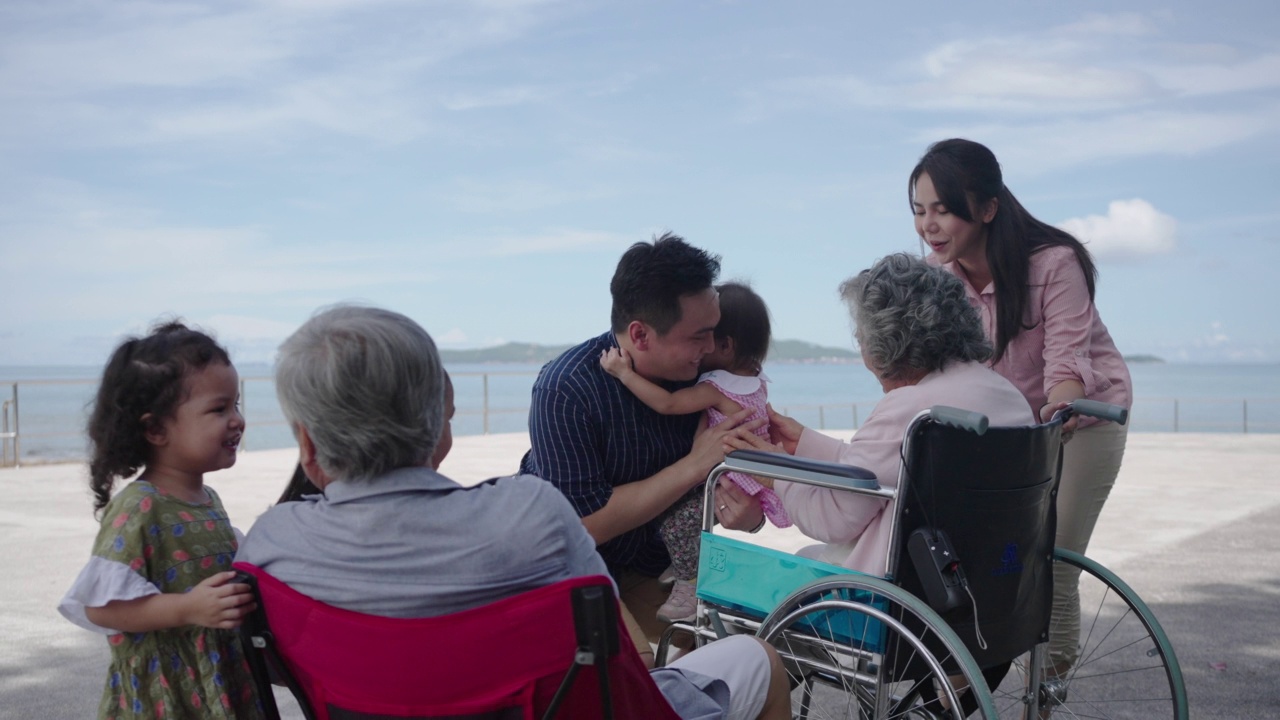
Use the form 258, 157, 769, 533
658, 400, 1187, 719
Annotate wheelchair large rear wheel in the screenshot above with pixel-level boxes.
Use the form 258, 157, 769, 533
756, 575, 997, 719
991, 549, 1187, 719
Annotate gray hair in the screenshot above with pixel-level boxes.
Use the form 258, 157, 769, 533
275, 305, 445, 482
840, 253, 992, 380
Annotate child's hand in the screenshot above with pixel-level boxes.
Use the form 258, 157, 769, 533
183, 571, 256, 630
599, 347, 633, 378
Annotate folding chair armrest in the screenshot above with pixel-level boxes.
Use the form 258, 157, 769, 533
233, 569, 317, 720
720, 450, 890, 498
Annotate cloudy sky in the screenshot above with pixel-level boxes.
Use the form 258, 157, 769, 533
1, 0, 1277, 366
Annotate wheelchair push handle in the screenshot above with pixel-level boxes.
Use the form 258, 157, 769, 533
929, 406, 989, 435
1068, 399, 1129, 426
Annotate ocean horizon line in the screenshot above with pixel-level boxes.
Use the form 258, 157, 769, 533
6, 358, 1280, 378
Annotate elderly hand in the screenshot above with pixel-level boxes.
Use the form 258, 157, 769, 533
722, 425, 786, 459
721, 428, 787, 492
714, 477, 765, 531
765, 404, 804, 455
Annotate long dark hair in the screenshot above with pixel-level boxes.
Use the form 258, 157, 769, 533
86, 321, 231, 514
909, 139, 1097, 362
277, 463, 320, 503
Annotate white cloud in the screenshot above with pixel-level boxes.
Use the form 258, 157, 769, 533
1149, 320, 1280, 362
477, 229, 627, 257
197, 314, 302, 364
0, 6, 290, 95
1056, 12, 1157, 37
1207, 322, 1229, 346
437, 328, 470, 346
0, 0, 565, 148
1146, 53, 1280, 96
1162, 321, 1280, 362
203, 314, 299, 340
1059, 199, 1177, 260
145, 72, 435, 144
928, 107, 1277, 174
761, 11, 1280, 167
438, 179, 614, 213
0, 180, 439, 334
772, 15, 1172, 116
913, 36, 1159, 113
441, 85, 552, 111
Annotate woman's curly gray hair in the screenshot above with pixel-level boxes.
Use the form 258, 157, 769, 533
840, 253, 992, 381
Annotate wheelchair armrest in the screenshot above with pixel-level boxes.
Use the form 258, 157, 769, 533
721, 450, 887, 496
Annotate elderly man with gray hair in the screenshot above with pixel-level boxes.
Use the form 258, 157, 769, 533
236, 305, 789, 720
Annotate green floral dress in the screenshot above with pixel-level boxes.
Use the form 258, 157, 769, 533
61, 481, 265, 719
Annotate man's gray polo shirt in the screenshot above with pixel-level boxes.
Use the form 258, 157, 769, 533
235, 467, 609, 617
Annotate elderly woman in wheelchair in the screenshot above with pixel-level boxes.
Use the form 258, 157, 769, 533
726, 253, 1032, 575
686, 254, 1185, 719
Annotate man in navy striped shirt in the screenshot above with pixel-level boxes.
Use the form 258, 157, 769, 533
520, 233, 762, 640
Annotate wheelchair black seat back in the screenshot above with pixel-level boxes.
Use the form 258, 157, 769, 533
895, 419, 1061, 670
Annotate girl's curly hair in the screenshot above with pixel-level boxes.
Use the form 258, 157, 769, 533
87, 321, 230, 514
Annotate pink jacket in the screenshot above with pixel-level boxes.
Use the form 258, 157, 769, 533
936, 245, 1132, 423
776, 361, 1033, 576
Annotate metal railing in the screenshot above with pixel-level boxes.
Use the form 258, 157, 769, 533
777, 402, 864, 432
1, 384, 17, 468
0, 372, 1276, 467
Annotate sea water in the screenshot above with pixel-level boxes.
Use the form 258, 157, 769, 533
2, 361, 1278, 464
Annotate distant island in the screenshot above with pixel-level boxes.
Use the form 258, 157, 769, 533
769, 339, 861, 363
1124, 354, 1166, 364
439, 342, 571, 364
440, 339, 861, 365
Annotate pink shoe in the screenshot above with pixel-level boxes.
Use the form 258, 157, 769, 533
657, 579, 697, 623
658, 566, 676, 586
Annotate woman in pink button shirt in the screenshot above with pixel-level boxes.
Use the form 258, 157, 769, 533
909, 138, 1132, 677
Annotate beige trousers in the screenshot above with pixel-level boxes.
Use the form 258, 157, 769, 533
1050, 420, 1128, 668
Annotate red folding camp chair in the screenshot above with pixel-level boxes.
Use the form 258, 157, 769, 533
234, 563, 682, 720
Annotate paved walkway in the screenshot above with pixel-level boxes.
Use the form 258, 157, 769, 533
2, 431, 1277, 718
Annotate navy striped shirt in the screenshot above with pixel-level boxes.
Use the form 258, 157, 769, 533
519, 332, 701, 576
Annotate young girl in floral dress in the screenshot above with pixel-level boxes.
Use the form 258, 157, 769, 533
59, 322, 263, 719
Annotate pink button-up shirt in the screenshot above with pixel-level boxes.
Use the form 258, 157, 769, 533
776, 360, 1034, 576
935, 245, 1132, 423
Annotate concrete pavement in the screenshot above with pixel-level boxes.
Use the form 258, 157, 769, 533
2, 431, 1277, 718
